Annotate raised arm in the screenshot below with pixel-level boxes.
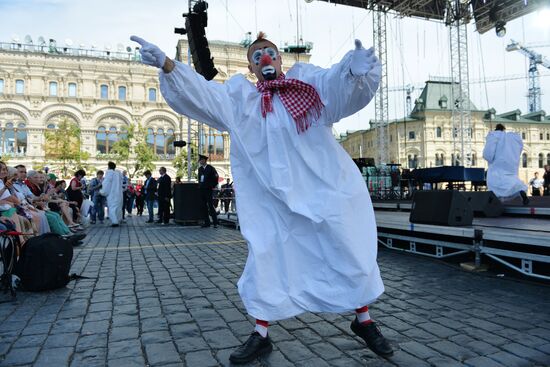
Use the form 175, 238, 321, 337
131, 35, 233, 132
294, 39, 381, 125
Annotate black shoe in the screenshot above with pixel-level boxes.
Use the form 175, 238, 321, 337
201, 224, 210, 228
213, 224, 218, 228
111, 224, 119, 227
229, 332, 273, 364
350, 318, 393, 357
145, 220, 154, 223
156, 221, 163, 224
520, 191, 530, 206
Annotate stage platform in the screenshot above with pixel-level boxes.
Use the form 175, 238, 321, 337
375, 210, 550, 281
372, 196, 550, 216
218, 205, 549, 281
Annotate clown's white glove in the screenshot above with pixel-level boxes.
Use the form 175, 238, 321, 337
350, 39, 377, 76
130, 35, 166, 69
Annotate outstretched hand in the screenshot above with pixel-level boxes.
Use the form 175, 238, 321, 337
350, 39, 378, 76
130, 35, 167, 69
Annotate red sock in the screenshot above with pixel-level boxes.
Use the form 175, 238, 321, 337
255, 319, 269, 337
355, 305, 373, 325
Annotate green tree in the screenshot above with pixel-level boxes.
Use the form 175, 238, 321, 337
173, 142, 199, 180
44, 117, 90, 177
111, 124, 156, 180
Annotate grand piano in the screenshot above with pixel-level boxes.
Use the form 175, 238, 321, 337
412, 166, 485, 190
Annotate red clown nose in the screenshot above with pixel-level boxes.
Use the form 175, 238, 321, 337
260, 53, 272, 66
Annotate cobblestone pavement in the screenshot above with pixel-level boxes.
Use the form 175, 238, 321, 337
0, 217, 549, 367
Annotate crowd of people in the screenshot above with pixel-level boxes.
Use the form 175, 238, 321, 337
0, 162, 86, 246
0, 158, 236, 250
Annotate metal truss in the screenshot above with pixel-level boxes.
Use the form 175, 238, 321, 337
373, 5, 389, 165
447, 0, 472, 167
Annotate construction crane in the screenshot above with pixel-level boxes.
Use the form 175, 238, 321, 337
506, 39, 550, 113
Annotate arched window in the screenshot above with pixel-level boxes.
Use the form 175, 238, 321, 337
435, 154, 440, 166
147, 128, 155, 151
471, 153, 477, 166
156, 128, 165, 155
16, 123, 27, 155
68, 83, 77, 97
0, 79, 4, 94
118, 86, 126, 101
4, 123, 15, 154
15, 80, 24, 94
455, 154, 461, 166
539, 153, 544, 168
100, 84, 108, 99
408, 154, 413, 168
47, 123, 56, 129
148, 88, 157, 102
166, 129, 175, 156
96, 126, 107, 154
108, 127, 118, 150
436, 127, 442, 138
522, 153, 527, 168
215, 134, 224, 156
49, 81, 58, 96
119, 126, 128, 140
441, 154, 445, 166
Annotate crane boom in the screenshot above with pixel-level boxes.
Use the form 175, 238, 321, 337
506, 39, 550, 112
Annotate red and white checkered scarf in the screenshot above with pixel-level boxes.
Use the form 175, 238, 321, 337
256, 73, 324, 133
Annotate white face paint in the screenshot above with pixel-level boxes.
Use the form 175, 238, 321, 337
251, 47, 279, 81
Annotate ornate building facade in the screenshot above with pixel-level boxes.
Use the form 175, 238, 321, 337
339, 80, 550, 183
0, 38, 309, 179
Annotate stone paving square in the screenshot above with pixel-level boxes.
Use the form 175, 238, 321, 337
0, 218, 549, 366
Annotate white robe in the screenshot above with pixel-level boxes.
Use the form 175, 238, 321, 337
483, 131, 527, 199
160, 51, 384, 321
100, 169, 123, 224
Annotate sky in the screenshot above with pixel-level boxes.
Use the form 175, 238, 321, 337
1, 0, 549, 134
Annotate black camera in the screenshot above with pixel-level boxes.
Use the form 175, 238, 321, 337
173, 140, 187, 147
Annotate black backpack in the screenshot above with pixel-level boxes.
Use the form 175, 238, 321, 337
15, 233, 74, 291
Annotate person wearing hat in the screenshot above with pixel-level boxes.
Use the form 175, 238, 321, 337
198, 154, 219, 228
132, 31, 391, 364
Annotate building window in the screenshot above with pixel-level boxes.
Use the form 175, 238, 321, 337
471, 153, 477, 166
0, 79, 4, 94
147, 128, 155, 151
96, 126, 107, 153
166, 129, 175, 155
436, 127, 442, 138
547, 153, 550, 166
68, 83, 77, 97
521, 132, 526, 140
156, 128, 165, 155
100, 84, 108, 99
15, 80, 24, 94
47, 124, 56, 129
148, 88, 157, 102
408, 154, 418, 169
49, 81, 58, 96
408, 131, 415, 140
16, 123, 27, 155
108, 127, 118, 150
547, 133, 550, 140
522, 153, 527, 168
540, 133, 544, 140
3, 123, 15, 154
390, 134, 392, 142
539, 153, 544, 168
453, 127, 459, 138
118, 86, 126, 101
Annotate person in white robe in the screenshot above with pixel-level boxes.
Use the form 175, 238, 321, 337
131, 32, 392, 363
100, 161, 124, 227
483, 124, 529, 204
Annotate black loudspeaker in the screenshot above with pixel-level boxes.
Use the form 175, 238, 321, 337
185, 12, 218, 81
410, 190, 473, 226
173, 183, 203, 223
460, 191, 503, 217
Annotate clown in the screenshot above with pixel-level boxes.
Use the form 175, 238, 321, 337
131, 32, 393, 364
